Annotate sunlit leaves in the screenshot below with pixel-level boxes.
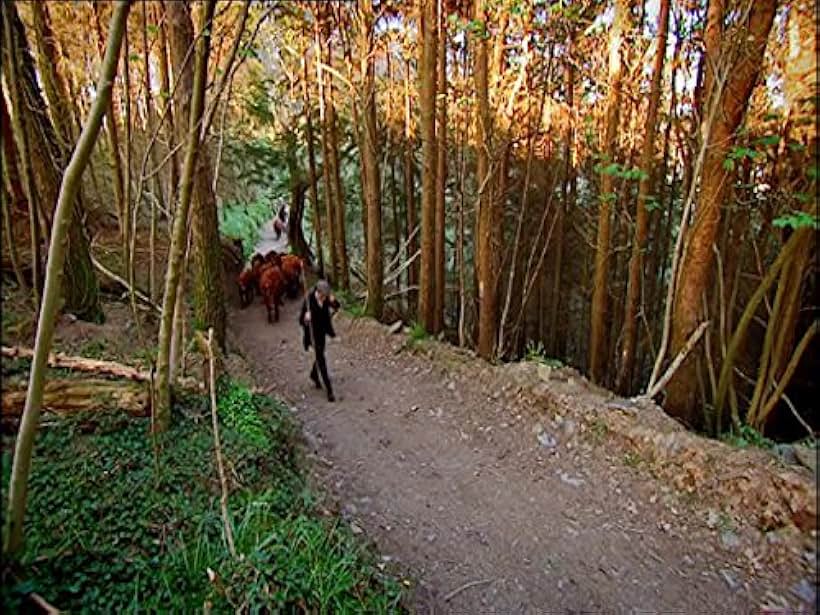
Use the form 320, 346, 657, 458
593, 161, 649, 182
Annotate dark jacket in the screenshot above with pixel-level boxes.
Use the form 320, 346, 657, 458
300, 288, 341, 350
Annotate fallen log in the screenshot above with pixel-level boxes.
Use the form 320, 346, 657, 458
3, 345, 145, 380
1, 345, 204, 392
2, 378, 149, 418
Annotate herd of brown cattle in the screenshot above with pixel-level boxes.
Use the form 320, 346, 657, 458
237, 250, 305, 323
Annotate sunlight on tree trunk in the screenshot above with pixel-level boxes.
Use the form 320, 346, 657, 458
418, 0, 439, 331
616, 0, 670, 395
433, 1, 448, 334
589, 0, 627, 385
665, 0, 777, 427
359, 0, 383, 320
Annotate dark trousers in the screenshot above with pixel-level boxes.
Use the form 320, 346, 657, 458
310, 344, 333, 395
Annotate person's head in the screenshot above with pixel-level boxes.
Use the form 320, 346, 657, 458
315, 279, 331, 301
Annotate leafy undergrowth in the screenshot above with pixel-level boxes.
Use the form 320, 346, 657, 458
219, 198, 275, 261
1, 380, 404, 613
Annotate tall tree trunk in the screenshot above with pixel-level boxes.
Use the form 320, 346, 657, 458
418, 0, 439, 330
303, 54, 324, 276
0, 88, 33, 292
143, 0, 163, 301
616, 0, 670, 395
168, 0, 225, 349
359, 0, 383, 319
93, 2, 127, 258
7, 1, 102, 323
284, 132, 312, 261
30, 3, 75, 150
403, 59, 419, 313
157, 0, 178, 210
475, 0, 497, 359
386, 52, 402, 292
155, 0, 217, 430
589, 0, 627, 384
548, 41, 576, 358
645, 17, 682, 356
3, 0, 129, 557
325, 48, 350, 290
665, 0, 778, 427
316, 28, 338, 282
433, 2, 448, 334
2, 18, 43, 306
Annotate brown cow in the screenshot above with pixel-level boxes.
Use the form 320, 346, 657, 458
264, 250, 283, 268
237, 268, 256, 308
280, 254, 305, 298
258, 263, 285, 323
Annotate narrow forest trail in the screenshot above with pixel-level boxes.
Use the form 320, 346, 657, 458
227, 232, 813, 613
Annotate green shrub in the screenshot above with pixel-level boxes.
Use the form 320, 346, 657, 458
721, 424, 776, 450
218, 199, 273, 261
0, 381, 403, 613
524, 340, 563, 368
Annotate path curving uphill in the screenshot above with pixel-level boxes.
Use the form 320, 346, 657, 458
228, 234, 813, 613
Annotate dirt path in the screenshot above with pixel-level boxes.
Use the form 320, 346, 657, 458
228, 290, 813, 613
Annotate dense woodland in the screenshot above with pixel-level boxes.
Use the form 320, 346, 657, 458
0, 0, 817, 572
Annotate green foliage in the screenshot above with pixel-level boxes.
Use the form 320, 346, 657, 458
523, 340, 563, 368
623, 450, 645, 467
593, 161, 649, 182
407, 322, 429, 344
218, 198, 273, 260
643, 195, 662, 212
0, 382, 403, 613
335, 289, 364, 319
773, 210, 819, 230
754, 134, 780, 147
217, 378, 270, 448
78, 339, 109, 360
722, 145, 763, 171
721, 424, 775, 450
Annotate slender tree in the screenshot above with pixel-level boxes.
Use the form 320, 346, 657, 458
167, 0, 226, 349
303, 53, 325, 275
3, 0, 130, 556
616, 0, 670, 394
474, 0, 498, 359
359, 0, 384, 319
155, 0, 218, 430
93, 2, 128, 260
589, 0, 627, 384
433, 1, 448, 334
403, 57, 419, 311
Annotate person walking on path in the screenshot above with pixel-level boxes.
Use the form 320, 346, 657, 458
299, 279, 341, 401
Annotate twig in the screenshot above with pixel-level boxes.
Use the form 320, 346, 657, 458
780, 391, 815, 440
28, 592, 60, 614
90, 255, 161, 314
642, 320, 710, 400
205, 327, 237, 558
443, 578, 493, 602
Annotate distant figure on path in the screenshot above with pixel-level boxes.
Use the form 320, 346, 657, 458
273, 217, 286, 240
299, 279, 341, 402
